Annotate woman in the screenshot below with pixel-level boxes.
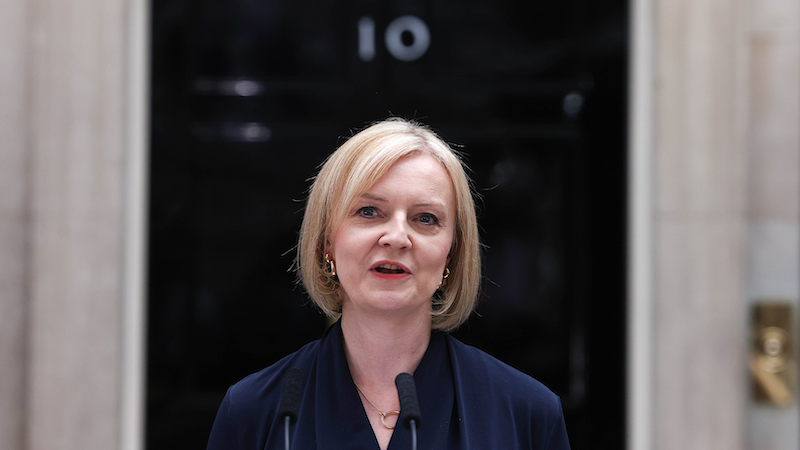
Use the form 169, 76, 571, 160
206, 118, 570, 450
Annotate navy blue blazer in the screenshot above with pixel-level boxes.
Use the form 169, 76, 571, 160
207, 320, 570, 450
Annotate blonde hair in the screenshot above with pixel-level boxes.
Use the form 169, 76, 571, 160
297, 118, 481, 332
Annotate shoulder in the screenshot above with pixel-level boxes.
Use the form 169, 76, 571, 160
445, 336, 571, 449
445, 335, 563, 415
206, 339, 320, 450
226, 338, 320, 413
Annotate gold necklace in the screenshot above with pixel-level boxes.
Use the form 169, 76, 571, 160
354, 384, 400, 429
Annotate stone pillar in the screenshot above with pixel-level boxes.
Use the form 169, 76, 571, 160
629, 0, 750, 448
0, 1, 30, 449
0, 0, 147, 448
653, 0, 750, 448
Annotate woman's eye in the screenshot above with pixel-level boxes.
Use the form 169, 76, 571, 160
357, 206, 377, 217
419, 213, 439, 225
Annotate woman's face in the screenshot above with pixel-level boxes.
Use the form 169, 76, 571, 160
330, 152, 456, 319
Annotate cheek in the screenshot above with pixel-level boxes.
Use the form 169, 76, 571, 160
331, 227, 370, 269
331, 226, 356, 256
427, 235, 454, 268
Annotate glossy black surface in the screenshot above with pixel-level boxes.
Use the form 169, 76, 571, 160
148, 1, 627, 448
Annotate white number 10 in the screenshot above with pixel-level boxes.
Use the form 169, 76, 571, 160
358, 15, 431, 62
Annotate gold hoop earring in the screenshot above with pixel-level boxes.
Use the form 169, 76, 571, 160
438, 267, 450, 290
324, 253, 337, 278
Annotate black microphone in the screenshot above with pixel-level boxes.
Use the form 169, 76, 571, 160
278, 368, 304, 450
395, 373, 422, 450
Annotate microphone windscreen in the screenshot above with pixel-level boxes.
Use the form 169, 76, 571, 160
278, 368, 304, 424
395, 373, 422, 430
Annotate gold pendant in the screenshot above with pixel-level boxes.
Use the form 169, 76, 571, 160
379, 410, 400, 429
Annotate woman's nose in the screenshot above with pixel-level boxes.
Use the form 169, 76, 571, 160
378, 214, 412, 249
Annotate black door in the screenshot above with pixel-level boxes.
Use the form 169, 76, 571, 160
147, 1, 627, 448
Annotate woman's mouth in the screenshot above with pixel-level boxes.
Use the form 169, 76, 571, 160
374, 264, 406, 274
370, 261, 411, 277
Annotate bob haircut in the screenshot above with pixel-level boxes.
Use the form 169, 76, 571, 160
297, 118, 481, 332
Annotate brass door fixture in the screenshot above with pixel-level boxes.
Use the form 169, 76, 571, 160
750, 302, 796, 406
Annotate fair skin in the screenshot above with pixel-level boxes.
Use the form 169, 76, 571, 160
329, 152, 456, 450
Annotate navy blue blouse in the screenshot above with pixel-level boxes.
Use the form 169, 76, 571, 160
207, 321, 570, 450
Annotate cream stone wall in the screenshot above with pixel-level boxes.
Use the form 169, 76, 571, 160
746, 0, 800, 447
629, 0, 800, 448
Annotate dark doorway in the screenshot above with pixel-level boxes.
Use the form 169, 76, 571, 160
147, 1, 627, 448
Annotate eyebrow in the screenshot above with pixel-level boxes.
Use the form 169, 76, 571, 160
359, 193, 387, 202
358, 193, 449, 211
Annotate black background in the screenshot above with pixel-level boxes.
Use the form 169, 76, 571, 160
148, 1, 628, 448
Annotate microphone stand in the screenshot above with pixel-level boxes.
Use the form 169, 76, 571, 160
278, 368, 304, 450
283, 415, 291, 450
409, 418, 418, 450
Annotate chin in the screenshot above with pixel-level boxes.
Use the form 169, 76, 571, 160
349, 293, 430, 315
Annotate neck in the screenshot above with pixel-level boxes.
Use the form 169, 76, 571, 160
340, 308, 432, 390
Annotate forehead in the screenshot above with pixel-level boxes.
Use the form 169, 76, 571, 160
365, 153, 454, 199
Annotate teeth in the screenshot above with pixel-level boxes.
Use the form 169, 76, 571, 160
375, 264, 404, 273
